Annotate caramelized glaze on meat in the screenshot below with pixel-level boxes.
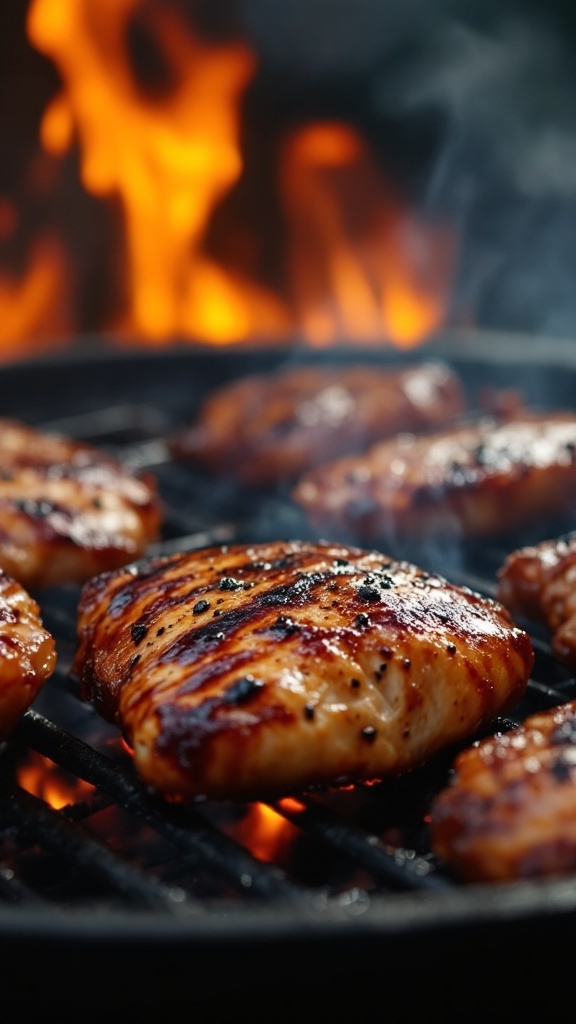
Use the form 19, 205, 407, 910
168, 361, 466, 488
293, 411, 576, 543
0, 418, 162, 588
429, 700, 576, 882
0, 569, 56, 739
497, 532, 576, 669
71, 539, 533, 802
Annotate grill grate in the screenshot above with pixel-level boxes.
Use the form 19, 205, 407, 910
2, 392, 572, 907
1, 341, 576, 1024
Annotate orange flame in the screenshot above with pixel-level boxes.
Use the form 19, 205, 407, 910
234, 802, 299, 862
17, 750, 95, 810
27, 0, 291, 345
281, 122, 453, 347
0, 235, 73, 358
0, 0, 456, 356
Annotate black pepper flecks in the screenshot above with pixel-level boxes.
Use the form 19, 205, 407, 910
223, 675, 265, 705
355, 612, 371, 628
272, 614, 300, 636
201, 630, 225, 645
193, 599, 210, 616
361, 726, 377, 743
350, 678, 361, 689
446, 642, 457, 655
357, 585, 381, 603
304, 703, 315, 720
218, 577, 244, 591
131, 623, 148, 645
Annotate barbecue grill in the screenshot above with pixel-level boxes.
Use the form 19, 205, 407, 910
1, 329, 576, 1024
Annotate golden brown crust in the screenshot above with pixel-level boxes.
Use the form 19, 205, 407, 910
293, 411, 576, 543
497, 532, 576, 669
0, 569, 56, 739
168, 361, 466, 487
71, 539, 533, 802
429, 700, 576, 882
0, 418, 162, 588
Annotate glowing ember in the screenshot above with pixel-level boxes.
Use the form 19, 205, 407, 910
0, 0, 455, 356
17, 750, 95, 810
234, 802, 299, 862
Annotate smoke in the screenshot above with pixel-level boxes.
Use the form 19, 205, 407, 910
240, 0, 576, 338
368, 8, 576, 335
380, 16, 576, 201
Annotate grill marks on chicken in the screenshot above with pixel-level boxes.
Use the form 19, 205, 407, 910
0, 418, 162, 589
497, 532, 576, 670
71, 539, 533, 802
0, 570, 56, 740
429, 700, 576, 882
168, 361, 466, 488
293, 411, 576, 544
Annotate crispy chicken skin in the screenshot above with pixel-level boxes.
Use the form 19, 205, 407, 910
497, 532, 576, 669
0, 418, 162, 589
429, 700, 576, 882
71, 539, 533, 803
0, 569, 56, 740
168, 361, 466, 488
293, 411, 576, 543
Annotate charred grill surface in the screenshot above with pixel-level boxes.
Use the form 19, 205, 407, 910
0, 339, 575, 1023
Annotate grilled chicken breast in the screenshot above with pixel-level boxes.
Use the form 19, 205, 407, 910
497, 532, 576, 669
429, 699, 576, 882
0, 418, 162, 589
293, 411, 576, 544
0, 569, 56, 740
168, 361, 466, 488
71, 539, 533, 802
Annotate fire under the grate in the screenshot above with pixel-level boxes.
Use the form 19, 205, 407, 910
1, 339, 576, 1024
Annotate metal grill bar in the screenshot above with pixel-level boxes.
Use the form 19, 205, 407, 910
3, 349, 576, 936
270, 797, 446, 890
17, 711, 307, 902
0, 783, 182, 910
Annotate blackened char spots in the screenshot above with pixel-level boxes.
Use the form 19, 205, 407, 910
157, 570, 333, 670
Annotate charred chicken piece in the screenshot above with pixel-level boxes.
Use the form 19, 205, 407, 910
0, 418, 162, 589
71, 539, 533, 803
168, 361, 466, 488
497, 532, 576, 669
0, 569, 56, 740
429, 699, 576, 882
293, 411, 576, 544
